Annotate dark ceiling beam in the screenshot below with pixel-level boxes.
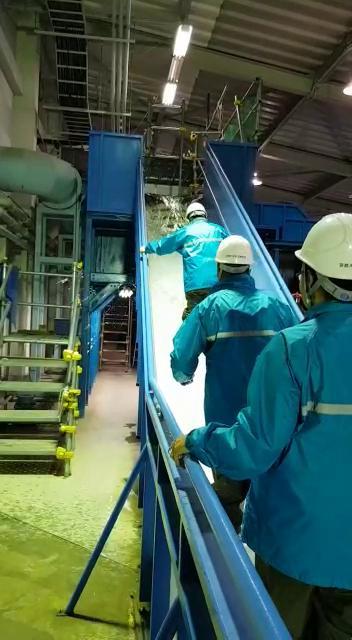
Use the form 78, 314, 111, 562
259, 31, 352, 150
302, 175, 348, 204
0, 6, 22, 94
189, 45, 347, 102
262, 143, 352, 178
256, 184, 352, 214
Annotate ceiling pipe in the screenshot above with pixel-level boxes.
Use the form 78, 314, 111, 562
122, 0, 132, 132
42, 104, 130, 116
0, 147, 82, 209
116, 0, 124, 132
110, 0, 118, 131
34, 29, 130, 43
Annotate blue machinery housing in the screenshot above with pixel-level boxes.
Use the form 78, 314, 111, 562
70, 133, 303, 638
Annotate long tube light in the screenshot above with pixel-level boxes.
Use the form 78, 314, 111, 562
161, 24, 193, 106
343, 81, 352, 96
162, 82, 177, 106
173, 25, 193, 58
252, 172, 263, 186
168, 57, 183, 83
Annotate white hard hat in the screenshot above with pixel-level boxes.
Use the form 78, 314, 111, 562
295, 213, 352, 303
186, 202, 207, 220
216, 235, 253, 270
295, 213, 352, 278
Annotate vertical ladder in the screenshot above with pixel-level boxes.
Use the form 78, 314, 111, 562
99, 298, 133, 372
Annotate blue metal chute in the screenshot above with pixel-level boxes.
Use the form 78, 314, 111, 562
203, 142, 302, 321
135, 155, 291, 637
69, 134, 291, 638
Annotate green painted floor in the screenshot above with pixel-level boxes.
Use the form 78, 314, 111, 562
0, 372, 142, 639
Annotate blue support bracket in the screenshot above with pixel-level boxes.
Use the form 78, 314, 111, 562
155, 599, 181, 640
63, 444, 147, 616
149, 501, 172, 637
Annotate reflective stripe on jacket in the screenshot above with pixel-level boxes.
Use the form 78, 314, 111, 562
171, 273, 296, 424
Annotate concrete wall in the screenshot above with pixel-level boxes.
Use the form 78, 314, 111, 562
0, 8, 39, 151
0, 8, 39, 338
0, 68, 13, 146
0, 4, 16, 147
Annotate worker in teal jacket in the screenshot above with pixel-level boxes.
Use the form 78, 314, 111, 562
170, 234, 295, 530
141, 202, 227, 319
170, 213, 352, 639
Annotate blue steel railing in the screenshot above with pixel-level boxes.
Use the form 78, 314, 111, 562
135, 160, 291, 639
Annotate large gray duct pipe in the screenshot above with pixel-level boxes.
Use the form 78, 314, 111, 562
0, 147, 82, 209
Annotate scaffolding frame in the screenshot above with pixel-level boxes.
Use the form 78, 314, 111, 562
143, 80, 263, 194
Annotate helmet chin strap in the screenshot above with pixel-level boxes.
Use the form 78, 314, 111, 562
300, 264, 352, 306
219, 265, 249, 275
317, 274, 352, 302
188, 212, 206, 221
299, 264, 320, 309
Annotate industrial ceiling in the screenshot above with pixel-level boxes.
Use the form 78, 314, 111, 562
5, 0, 352, 218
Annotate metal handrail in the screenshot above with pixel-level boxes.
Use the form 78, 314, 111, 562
0, 301, 11, 344
67, 263, 81, 352
148, 380, 290, 638
0, 264, 12, 346
19, 271, 73, 278
17, 302, 71, 309
0, 263, 12, 300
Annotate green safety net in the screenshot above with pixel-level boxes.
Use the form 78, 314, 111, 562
224, 96, 258, 143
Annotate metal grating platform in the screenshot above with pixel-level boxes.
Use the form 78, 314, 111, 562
0, 381, 65, 394
0, 410, 61, 424
0, 357, 68, 369
4, 333, 69, 345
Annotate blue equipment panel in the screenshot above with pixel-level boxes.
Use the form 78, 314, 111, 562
203, 143, 301, 315
209, 140, 257, 213
253, 203, 313, 244
87, 132, 142, 216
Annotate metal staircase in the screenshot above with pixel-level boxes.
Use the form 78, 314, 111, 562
99, 298, 133, 371
0, 262, 82, 476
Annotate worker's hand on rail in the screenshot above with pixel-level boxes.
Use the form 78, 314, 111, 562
175, 372, 193, 386
140, 245, 146, 254
169, 436, 189, 467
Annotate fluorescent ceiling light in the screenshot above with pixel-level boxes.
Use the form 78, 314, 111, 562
343, 82, 352, 96
173, 25, 193, 58
119, 285, 134, 299
162, 82, 177, 106
168, 57, 183, 83
252, 172, 263, 186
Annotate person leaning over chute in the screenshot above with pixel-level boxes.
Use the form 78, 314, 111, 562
141, 202, 227, 319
